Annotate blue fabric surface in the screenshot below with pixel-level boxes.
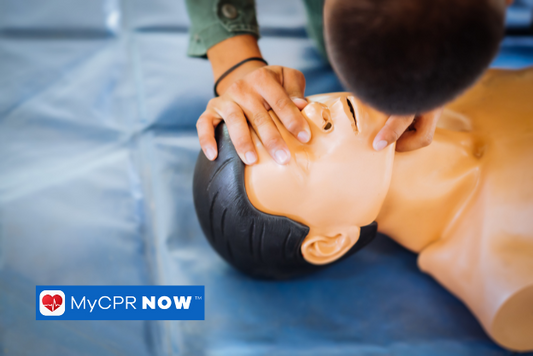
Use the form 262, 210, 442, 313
1, 1, 532, 355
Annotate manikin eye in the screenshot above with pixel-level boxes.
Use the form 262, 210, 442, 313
346, 98, 357, 128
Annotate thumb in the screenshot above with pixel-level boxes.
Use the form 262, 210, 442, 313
373, 114, 415, 151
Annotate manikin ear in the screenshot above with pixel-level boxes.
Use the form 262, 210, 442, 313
301, 226, 360, 265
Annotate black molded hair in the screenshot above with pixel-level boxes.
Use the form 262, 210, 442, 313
325, 0, 505, 115
193, 123, 377, 279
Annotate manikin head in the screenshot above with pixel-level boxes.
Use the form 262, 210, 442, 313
323, 0, 506, 115
193, 94, 392, 278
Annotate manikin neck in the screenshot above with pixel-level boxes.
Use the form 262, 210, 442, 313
376, 127, 482, 252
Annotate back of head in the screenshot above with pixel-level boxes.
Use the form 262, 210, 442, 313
324, 0, 505, 114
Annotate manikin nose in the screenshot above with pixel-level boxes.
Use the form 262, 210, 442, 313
302, 102, 333, 133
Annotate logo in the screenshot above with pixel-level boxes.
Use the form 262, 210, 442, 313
36, 286, 204, 320
39, 290, 65, 316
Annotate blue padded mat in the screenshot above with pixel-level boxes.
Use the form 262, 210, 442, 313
1, 1, 532, 355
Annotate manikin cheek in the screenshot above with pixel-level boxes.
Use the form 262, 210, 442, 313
303, 149, 394, 227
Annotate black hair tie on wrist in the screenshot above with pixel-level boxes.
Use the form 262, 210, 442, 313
213, 57, 268, 97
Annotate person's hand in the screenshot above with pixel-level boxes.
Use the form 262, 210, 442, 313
372, 107, 443, 152
197, 65, 311, 165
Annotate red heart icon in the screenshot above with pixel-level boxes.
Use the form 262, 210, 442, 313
42, 294, 63, 312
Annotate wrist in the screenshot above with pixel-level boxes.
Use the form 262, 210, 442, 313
208, 35, 262, 76
207, 34, 266, 95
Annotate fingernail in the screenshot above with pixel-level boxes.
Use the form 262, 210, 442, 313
205, 147, 216, 160
373, 140, 388, 151
245, 151, 257, 165
292, 98, 308, 107
274, 149, 290, 164
297, 130, 310, 143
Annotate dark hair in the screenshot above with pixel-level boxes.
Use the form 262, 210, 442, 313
324, 0, 505, 115
193, 123, 377, 279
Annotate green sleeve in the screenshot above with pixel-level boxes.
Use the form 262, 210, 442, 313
185, 0, 260, 58
302, 0, 328, 61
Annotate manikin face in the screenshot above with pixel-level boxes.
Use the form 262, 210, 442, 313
245, 93, 395, 265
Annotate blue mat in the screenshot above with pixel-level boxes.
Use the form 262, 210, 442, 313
1, 1, 532, 355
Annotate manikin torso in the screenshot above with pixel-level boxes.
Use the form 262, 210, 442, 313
378, 68, 533, 351
244, 68, 533, 351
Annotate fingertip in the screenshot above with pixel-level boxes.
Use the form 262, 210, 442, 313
274, 149, 290, 165
290, 98, 311, 143
245, 151, 257, 165
205, 147, 217, 160
373, 140, 388, 151
291, 97, 308, 110
297, 130, 311, 143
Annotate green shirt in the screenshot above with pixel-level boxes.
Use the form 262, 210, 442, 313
185, 0, 327, 59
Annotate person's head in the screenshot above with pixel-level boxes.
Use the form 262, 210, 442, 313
323, 0, 506, 115
193, 93, 391, 279
246, 93, 394, 265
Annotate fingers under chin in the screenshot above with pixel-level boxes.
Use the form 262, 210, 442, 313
395, 110, 440, 152
373, 115, 414, 151
395, 131, 433, 152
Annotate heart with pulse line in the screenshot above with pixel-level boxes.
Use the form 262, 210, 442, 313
42, 294, 63, 312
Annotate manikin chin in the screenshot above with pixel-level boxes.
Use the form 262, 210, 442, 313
245, 68, 533, 352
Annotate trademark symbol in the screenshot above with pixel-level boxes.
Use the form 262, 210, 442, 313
195, 296, 202, 300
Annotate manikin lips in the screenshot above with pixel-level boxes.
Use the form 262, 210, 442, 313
42, 294, 63, 312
